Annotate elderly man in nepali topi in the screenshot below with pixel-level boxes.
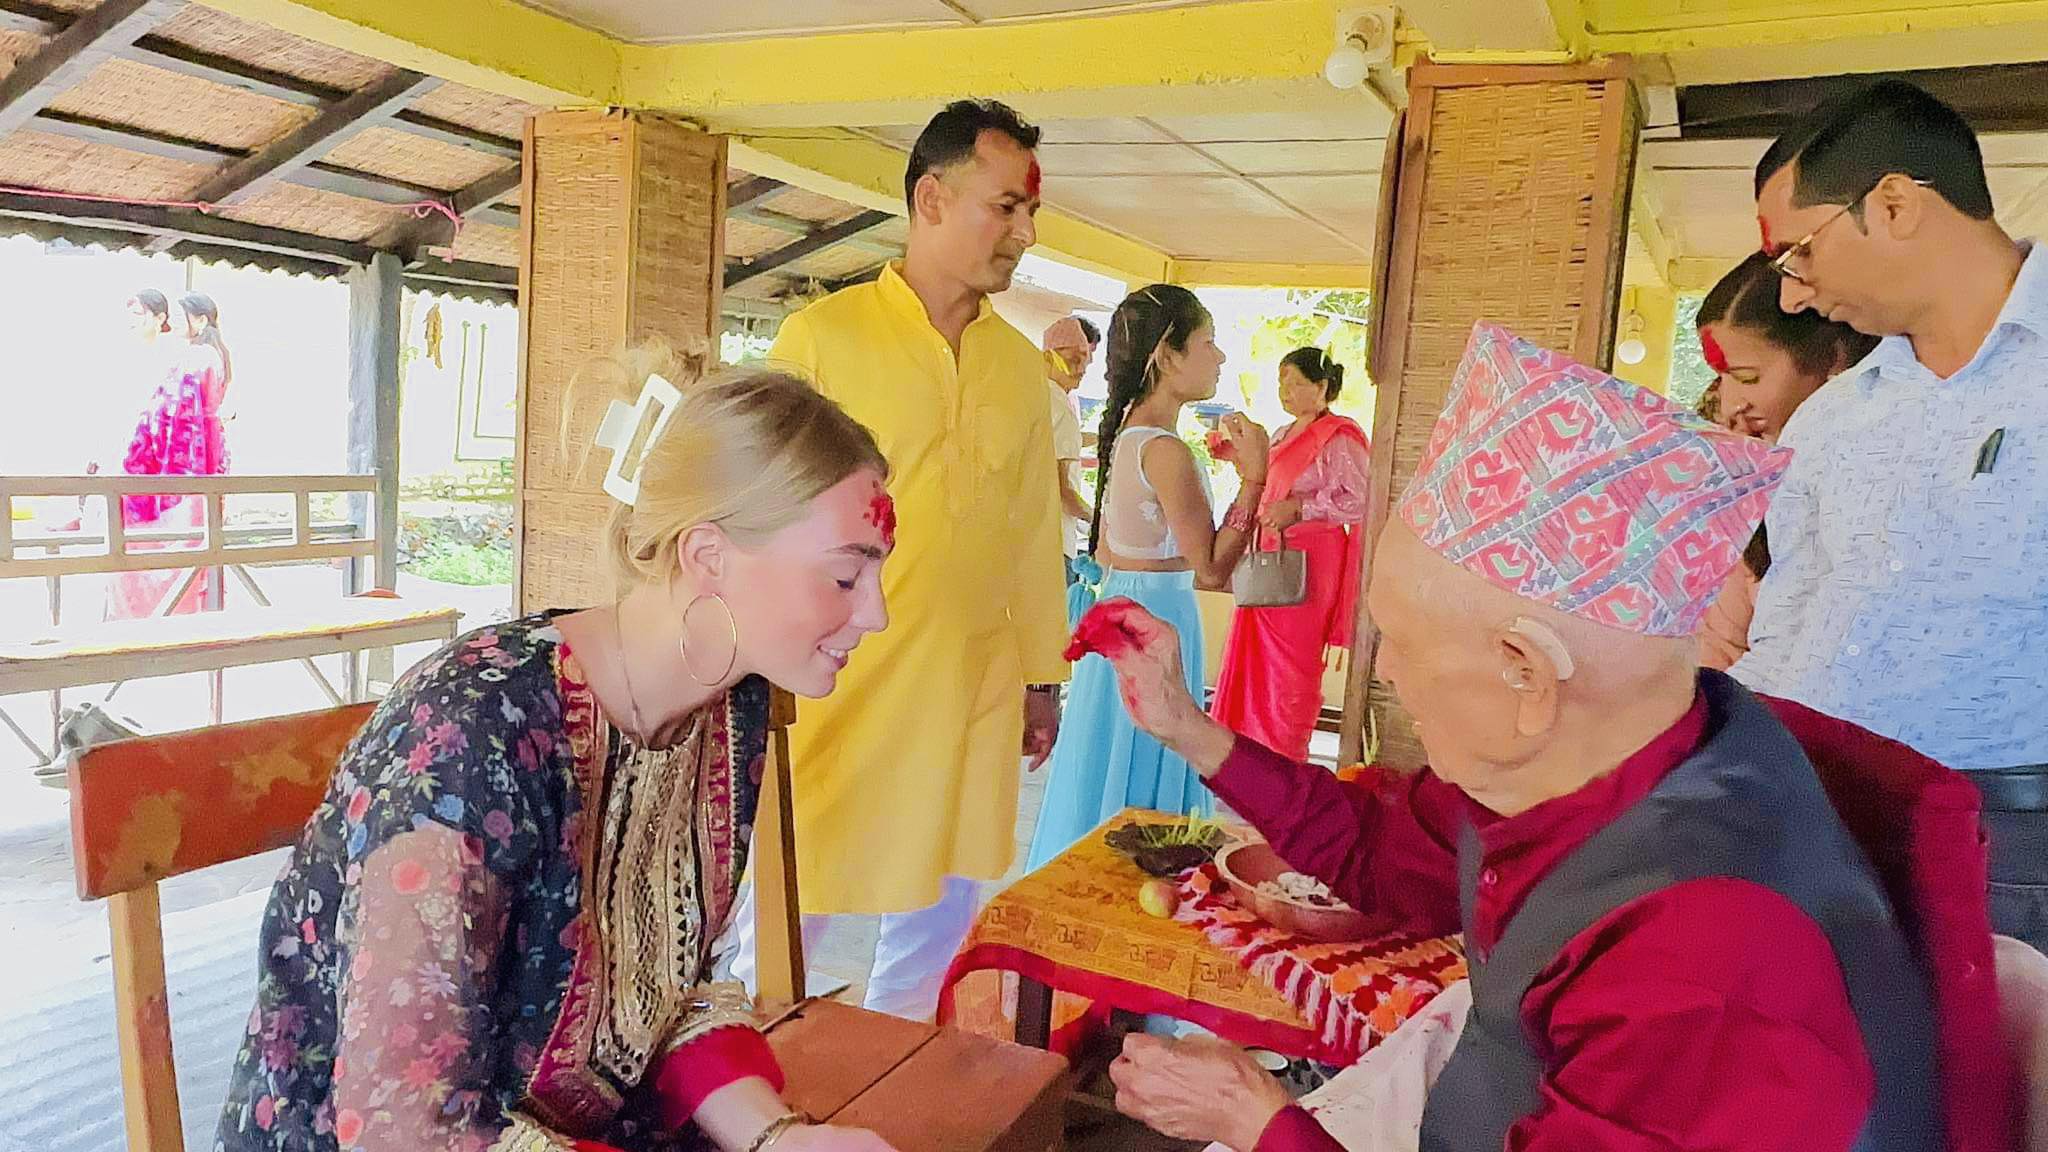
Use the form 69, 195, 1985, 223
1089, 322, 1942, 1152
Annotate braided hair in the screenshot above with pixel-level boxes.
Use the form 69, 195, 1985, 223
1088, 284, 1211, 556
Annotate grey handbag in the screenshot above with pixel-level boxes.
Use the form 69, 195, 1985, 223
1232, 534, 1307, 607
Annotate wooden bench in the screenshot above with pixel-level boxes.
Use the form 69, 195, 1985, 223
2, 595, 457, 764
71, 690, 1066, 1152
2, 473, 447, 763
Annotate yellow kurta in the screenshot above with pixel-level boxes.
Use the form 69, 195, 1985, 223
769, 262, 1069, 915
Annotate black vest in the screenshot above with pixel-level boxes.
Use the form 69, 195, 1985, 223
1418, 672, 1940, 1152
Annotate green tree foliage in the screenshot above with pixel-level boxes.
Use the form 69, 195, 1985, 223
1668, 294, 1714, 407
1238, 289, 1376, 425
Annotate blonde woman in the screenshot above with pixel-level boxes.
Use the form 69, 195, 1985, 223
218, 350, 899, 1152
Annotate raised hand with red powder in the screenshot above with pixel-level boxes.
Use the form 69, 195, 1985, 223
1064, 598, 1228, 772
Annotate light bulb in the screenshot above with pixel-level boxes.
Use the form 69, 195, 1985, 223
1323, 42, 1370, 90
1616, 337, 1648, 365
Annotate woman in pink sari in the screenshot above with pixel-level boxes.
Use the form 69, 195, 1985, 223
1209, 347, 1370, 761
107, 292, 233, 619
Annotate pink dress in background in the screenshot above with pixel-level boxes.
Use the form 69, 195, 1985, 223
1209, 413, 1371, 762
107, 343, 229, 620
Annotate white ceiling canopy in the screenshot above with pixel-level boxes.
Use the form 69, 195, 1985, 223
513, 0, 1235, 44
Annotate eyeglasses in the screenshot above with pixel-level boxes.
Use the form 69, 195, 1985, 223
1767, 177, 1932, 284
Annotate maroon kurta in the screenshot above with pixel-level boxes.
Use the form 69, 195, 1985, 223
1212, 696, 1877, 1152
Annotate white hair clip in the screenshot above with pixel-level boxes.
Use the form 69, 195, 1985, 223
592, 372, 681, 506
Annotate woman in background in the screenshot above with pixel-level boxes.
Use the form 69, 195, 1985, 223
108, 292, 234, 619
1208, 347, 1370, 762
1028, 285, 1268, 868
1692, 252, 1877, 669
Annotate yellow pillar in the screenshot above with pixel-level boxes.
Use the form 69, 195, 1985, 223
1614, 282, 1677, 395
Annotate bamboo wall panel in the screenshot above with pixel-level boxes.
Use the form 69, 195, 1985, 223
1351, 61, 1640, 771
516, 111, 725, 613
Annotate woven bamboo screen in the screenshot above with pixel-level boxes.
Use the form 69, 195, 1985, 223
1341, 60, 1641, 771
516, 111, 728, 614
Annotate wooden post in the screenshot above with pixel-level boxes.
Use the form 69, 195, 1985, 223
514, 110, 728, 613
1339, 59, 1642, 770
753, 688, 806, 1007
347, 251, 403, 594
348, 251, 403, 689
108, 883, 184, 1152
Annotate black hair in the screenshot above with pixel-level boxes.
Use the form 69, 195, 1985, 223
1692, 367, 1776, 581
1088, 284, 1211, 555
1696, 252, 1878, 580
1759, 79, 1994, 220
1697, 251, 1880, 379
1753, 129, 1808, 197
179, 292, 232, 388
903, 99, 1042, 212
1279, 345, 1345, 403
132, 288, 170, 334
1075, 317, 1101, 346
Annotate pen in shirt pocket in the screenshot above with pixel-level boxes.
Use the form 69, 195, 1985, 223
1972, 428, 2005, 477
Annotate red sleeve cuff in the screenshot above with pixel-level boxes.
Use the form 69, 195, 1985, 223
653, 1025, 787, 1130
1253, 1105, 1344, 1152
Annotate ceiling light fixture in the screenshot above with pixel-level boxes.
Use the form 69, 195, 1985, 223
1324, 7, 1395, 90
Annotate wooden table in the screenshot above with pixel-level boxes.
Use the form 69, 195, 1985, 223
767, 999, 1068, 1152
942, 810, 1464, 1066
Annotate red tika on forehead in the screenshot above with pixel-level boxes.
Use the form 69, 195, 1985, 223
863, 485, 896, 550
1699, 326, 1731, 374
1025, 160, 1042, 199
1757, 214, 1776, 253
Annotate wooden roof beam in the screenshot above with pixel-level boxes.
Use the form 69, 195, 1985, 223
183, 68, 445, 208
0, 0, 183, 136
0, 186, 374, 263
729, 204, 899, 258
382, 161, 520, 260
725, 209, 891, 289
0, 0, 522, 159
727, 174, 783, 209
28, 110, 517, 233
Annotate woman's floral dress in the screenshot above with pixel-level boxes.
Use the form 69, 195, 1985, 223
216, 612, 770, 1152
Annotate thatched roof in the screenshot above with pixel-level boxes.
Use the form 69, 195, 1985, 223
0, 0, 900, 312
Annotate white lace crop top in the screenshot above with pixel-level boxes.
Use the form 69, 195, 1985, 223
1099, 425, 1214, 561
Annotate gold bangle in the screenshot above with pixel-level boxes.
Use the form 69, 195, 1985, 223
743, 1112, 807, 1152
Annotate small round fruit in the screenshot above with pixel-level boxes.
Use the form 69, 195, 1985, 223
1138, 878, 1180, 918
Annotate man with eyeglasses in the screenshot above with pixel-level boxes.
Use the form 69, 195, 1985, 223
1743, 79, 2048, 953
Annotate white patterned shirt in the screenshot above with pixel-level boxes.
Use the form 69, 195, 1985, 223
1730, 242, 2048, 770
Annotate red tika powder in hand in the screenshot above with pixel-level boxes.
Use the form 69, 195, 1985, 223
1065, 599, 1145, 662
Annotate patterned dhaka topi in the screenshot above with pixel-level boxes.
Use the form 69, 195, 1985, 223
1396, 322, 1792, 637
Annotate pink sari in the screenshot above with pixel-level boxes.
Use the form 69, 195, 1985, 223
107, 345, 229, 620
1209, 414, 1370, 761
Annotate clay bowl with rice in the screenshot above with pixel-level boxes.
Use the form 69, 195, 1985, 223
1215, 842, 1370, 943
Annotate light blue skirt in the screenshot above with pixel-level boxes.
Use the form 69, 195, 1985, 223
1027, 567, 1212, 870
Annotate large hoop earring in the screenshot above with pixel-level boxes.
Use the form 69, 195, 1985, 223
679, 593, 739, 687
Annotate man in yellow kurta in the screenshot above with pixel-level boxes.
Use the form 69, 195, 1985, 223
730, 100, 1069, 1019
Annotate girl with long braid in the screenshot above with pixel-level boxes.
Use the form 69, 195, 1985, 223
1027, 285, 1269, 867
